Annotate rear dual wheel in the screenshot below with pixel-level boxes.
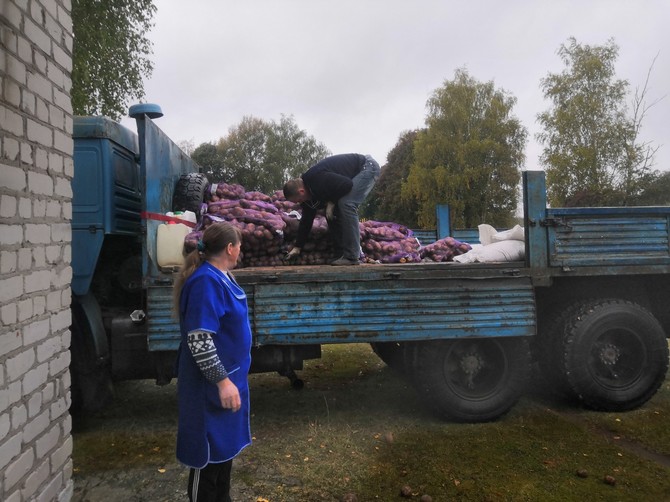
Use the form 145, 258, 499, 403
561, 299, 668, 411
410, 337, 531, 422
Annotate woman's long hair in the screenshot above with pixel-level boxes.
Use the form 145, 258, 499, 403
172, 222, 242, 317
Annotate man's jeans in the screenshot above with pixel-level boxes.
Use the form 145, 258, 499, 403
332, 155, 380, 261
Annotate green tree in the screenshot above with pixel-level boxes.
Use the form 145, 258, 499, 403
206, 115, 330, 193
72, 0, 155, 120
537, 38, 658, 207
362, 130, 421, 227
191, 143, 224, 177
403, 69, 526, 229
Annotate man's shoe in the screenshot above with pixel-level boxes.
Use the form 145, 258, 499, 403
331, 257, 360, 266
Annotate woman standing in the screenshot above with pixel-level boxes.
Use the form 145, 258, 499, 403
173, 222, 251, 502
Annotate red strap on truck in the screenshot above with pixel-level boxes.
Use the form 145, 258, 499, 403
140, 211, 197, 228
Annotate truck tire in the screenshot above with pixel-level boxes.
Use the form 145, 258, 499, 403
411, 337, 530, 422
534, 303, 583, 400
562, 299, 669, 411
172, 172, 210, 221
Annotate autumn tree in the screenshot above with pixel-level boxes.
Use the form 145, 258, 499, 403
194, 115, 330, 194
71, 0, 156, 120
361, 130, 421, 227
403, 69, 526, 229
537, 38, 659, 206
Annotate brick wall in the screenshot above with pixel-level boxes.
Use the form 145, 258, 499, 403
1, 0, 74, 500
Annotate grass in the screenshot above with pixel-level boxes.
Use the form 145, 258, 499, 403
72, 343, 670, 501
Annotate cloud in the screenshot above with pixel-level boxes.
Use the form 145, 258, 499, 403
123, 0, 669, 172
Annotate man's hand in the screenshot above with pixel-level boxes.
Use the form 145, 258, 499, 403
217, 378, 241, 412
283, 247, 301, 262
326, 201, 336, 221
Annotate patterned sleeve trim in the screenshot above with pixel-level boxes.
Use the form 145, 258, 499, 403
186, 330, 229, 383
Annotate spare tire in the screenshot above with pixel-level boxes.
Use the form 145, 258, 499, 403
172, 173, 210, 222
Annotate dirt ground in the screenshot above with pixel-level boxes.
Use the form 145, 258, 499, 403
71, 344, 670, 502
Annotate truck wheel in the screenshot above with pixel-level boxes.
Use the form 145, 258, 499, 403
563, 299, 669, 411
172, 172, 210, 221
411, 338, 530, 422
534, 304, 583, 399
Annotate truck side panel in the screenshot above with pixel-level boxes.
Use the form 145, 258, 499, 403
249, 276, 535, 345
547, 207, 670, 268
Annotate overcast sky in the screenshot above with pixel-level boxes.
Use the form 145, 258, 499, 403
122, 0, 669, 173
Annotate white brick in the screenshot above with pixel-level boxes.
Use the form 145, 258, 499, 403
26, 118, 52, 147
36, 423, 60, 458
23, 318, 50, 345
50, 309, 70, 332
47, 60, 65, 90
51, 222, 70, 242
0, 412, 10, 439
27, 391, 42, 418
0, 105, 25, 137
0, 329, 22, 356
0, 276, 23, 303
45, 245, 61, 264
5, 79, 21, 107
21, 89, 36, 116
52, 266, 72, 289
0, 164, 27, 191
22, 409, 49, 443
42, 382, 54, 403
2, 2, 22, 31
28, 171, 54, 196
18, 247, 32, 270
54, 176, 72, 198
4, 447, 34, 490
46, 291, 61, 311
6, 348, 35, 382
4, 54, 27, 87
36, 471, 63, 502
50, 396, 68, 420
20, 141, 32, 164
0, 251, 18, 274
54, 130, 72, 155
17, 36, 31, 67
34, 50, 48, 76
3, 137, 21, 161
37, 337, 59, 363
50, 435, 72, 472
53, 88, 70, 114
0, 195, 17, 218
35, 147, 48, 169
33, 246, 46, 267
23, 362, 49, 395
18, 197, 32, 218
17, 298, 33, 322
49, 351, 70, 377
47, 151, 63, 173
0, 432, 22, 471
25, 223, 51, 244
2, 303, 18, 325
23, 18, 51, 57
0, 225, 23, 247
25, 269, 51, 293
33, 295, 46, 316
36, 97, 49, 122
11, 404, 27, 431
22, 457, 49, 500
63, 156, 73, 177
33, 198, 46, 217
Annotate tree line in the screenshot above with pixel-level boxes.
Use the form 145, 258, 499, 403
72, 1, 667, 229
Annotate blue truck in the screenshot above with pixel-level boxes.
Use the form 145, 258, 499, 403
70, 105, 670, 422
